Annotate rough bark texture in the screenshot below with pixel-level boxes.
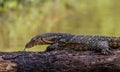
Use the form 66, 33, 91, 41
0, 49, 120, 72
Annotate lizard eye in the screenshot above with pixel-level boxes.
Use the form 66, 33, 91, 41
31, 38, 36, 42
37, 38, 42, 42
41, 38, 44, 41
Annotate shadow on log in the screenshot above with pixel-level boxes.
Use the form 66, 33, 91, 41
0, 49, 120, 72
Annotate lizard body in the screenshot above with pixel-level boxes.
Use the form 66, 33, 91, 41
25, 33, 120, 54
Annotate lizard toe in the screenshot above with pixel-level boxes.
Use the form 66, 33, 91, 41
101, 48, 112, 55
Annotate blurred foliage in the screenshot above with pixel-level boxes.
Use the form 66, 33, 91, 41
0, 0, 120, 51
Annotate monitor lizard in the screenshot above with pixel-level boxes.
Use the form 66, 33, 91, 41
25, 33, 120, 54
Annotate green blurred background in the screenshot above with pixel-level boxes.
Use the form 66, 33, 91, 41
0, 0, 120, 52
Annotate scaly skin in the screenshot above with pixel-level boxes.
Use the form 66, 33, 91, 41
25, 33, 120, 54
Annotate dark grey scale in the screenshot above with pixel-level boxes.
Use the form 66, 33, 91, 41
70, 36, 90, 44
118, 42, 120, 47
76, 44, 84, 50
84, 41, 97, 51
71, 44, 77, 50
79, 44, 88, 51
108, 37, 119, 48
50, 37, 61, 42
57, 43, 83, 51
86, 41, 94, 51
92, 36, 108, 41
112, 42, 118, 48
61, 34, 74, 42
73, 43, 88, 51
68, 35, 94, 51
114, 38, 120, 48
106, 37, 117, 41
77, 44, 86, 50
63, 44, 76, 50
87, 42, 93, 51
37, 33, 63, 38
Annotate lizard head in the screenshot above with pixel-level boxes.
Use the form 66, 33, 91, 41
25, 33, 66, 48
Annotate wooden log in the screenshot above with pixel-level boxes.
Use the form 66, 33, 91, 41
0, 49, 120, 72
0, 56, 17, 72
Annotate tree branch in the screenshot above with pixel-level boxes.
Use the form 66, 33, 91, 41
0, 49, 120, 72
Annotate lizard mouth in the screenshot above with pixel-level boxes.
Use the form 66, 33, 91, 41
25, 40, 37, 48
25, 43, 31, 48
41, 38, 53, 44
25, 38, 54, 48
25, 42, 39, 48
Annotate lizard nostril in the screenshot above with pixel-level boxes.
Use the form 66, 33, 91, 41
25, 43, 32, 48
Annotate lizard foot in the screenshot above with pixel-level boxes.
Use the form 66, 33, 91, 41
45, 46, 55, 52
101, 48, 112, 55
45, 43, 60, 52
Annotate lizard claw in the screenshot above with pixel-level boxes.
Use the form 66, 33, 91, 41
101, 48, 112, 55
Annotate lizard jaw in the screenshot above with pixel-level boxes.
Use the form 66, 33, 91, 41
41, 38, 53, 44
25, 37, 54, 48
25, 39, 50, 48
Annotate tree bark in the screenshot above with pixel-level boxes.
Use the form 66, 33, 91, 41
0, 49, 120, 72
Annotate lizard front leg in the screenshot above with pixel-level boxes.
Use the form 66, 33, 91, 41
45, 41, 66, 51
45, 43, 59, 51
